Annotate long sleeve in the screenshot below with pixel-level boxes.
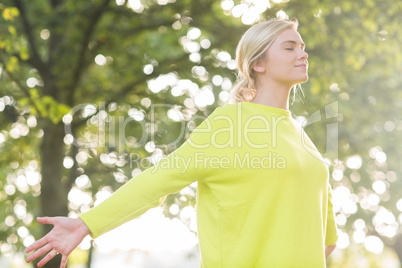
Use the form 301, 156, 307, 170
79, 108, 222, 238
79, 151, 193, 238
325, 183, 338, 245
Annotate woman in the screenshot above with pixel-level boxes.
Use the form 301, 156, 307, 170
26, 18, 338, 268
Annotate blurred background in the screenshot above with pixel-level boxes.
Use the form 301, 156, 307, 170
0, 0, 401, 267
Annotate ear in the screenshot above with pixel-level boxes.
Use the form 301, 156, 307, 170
252, 61, 265, 73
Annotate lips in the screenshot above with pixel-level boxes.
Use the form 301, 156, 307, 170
295, 63, 307, 68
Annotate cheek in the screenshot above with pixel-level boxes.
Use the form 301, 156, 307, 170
267, 55, 292, 72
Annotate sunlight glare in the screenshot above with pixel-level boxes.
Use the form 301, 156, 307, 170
26, 77, 38, 88
148, 73, 178, 93
221, 0, 234, 11
332, 169, 343, 181
346, 155, 362, 169
222, 78, 232, 91
169, 204, 180, 215
94, 207, 197, 252
167, 108, 184, 122
396, 199, 402, 212
337, 231, 350, 249
276, 10, 288, 20
375, 151, 387, 164
25, 169, 41, 186
354, 219, 366, 230
189, 52, 201, 63
187, 28, 202, 40
219, 91, 230, 102
372, 180, 386, 195
242, 6, 259, 25
95, 54, 107, 66
200, 39, 211, 49
14, 201, 27, 220
217, 51, 231, 62
40, 29, 50, 40
128, 0, 144, 13
63, 156, 74, 169
194, 86, 215, 108
68, 187, 93, 206
353, 229, 365, 243
364, 236, 383, 254
27, 115, 37, 127
94, 187, 113, 206
143, 64, 154, 75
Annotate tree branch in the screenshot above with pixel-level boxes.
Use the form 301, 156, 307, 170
13, 0, 47, 76
68, 0, 112, 106
70, 76, 151, 130
50, 0, 65, 8
70, 51, 188, 129
0, 52, 44, 118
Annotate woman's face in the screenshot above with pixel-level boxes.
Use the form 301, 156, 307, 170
254, 28, 309, 87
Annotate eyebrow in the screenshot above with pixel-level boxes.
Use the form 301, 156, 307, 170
280, 40, 305, 49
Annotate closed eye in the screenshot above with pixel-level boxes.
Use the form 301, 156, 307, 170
281, 40, 306, 51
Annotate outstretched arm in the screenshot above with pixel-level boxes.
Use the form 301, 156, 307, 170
26, 217, 91, 268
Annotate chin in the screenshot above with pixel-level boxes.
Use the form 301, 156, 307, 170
294, 76, 309, 85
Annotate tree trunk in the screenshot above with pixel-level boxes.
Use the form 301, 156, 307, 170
39, 121, 69, 268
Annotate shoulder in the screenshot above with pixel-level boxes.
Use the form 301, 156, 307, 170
204, 103, 241, 125
210, 103, 239, 116
190, 104, 240, 134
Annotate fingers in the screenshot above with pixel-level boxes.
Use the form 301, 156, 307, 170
37, 216, 56, 225
26, 243, 52, 263
37, 249, 60, 268
25, 235, 49, 254
60, 255, 68, 268
26, 217, 56, 253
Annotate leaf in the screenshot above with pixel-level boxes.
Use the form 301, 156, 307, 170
2, 7, 19, 21
5, 56, 19, 72
8, 26, 16, 36
19, 46, 30, 61
48, 102, 71, 124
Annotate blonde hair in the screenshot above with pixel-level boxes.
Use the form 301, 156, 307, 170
231, 19, 299, 103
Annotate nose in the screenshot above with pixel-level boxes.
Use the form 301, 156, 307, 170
299, 49, 308, 60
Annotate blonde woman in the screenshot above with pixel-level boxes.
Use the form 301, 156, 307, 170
26, 19, 338, 268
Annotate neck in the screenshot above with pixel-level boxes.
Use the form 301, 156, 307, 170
251, 80, 292, 110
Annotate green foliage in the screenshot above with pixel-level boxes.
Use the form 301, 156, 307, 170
18, 88, 71, 123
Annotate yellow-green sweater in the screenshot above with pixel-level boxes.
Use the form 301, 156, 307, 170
80, 101, 338, 268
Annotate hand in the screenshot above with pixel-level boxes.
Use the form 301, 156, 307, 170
325, 243, 336, 258
26, 217, 91, 268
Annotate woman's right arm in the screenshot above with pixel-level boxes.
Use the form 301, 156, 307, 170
26, 107, 223, 267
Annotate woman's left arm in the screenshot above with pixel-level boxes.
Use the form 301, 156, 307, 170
325, 243, 336, 258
